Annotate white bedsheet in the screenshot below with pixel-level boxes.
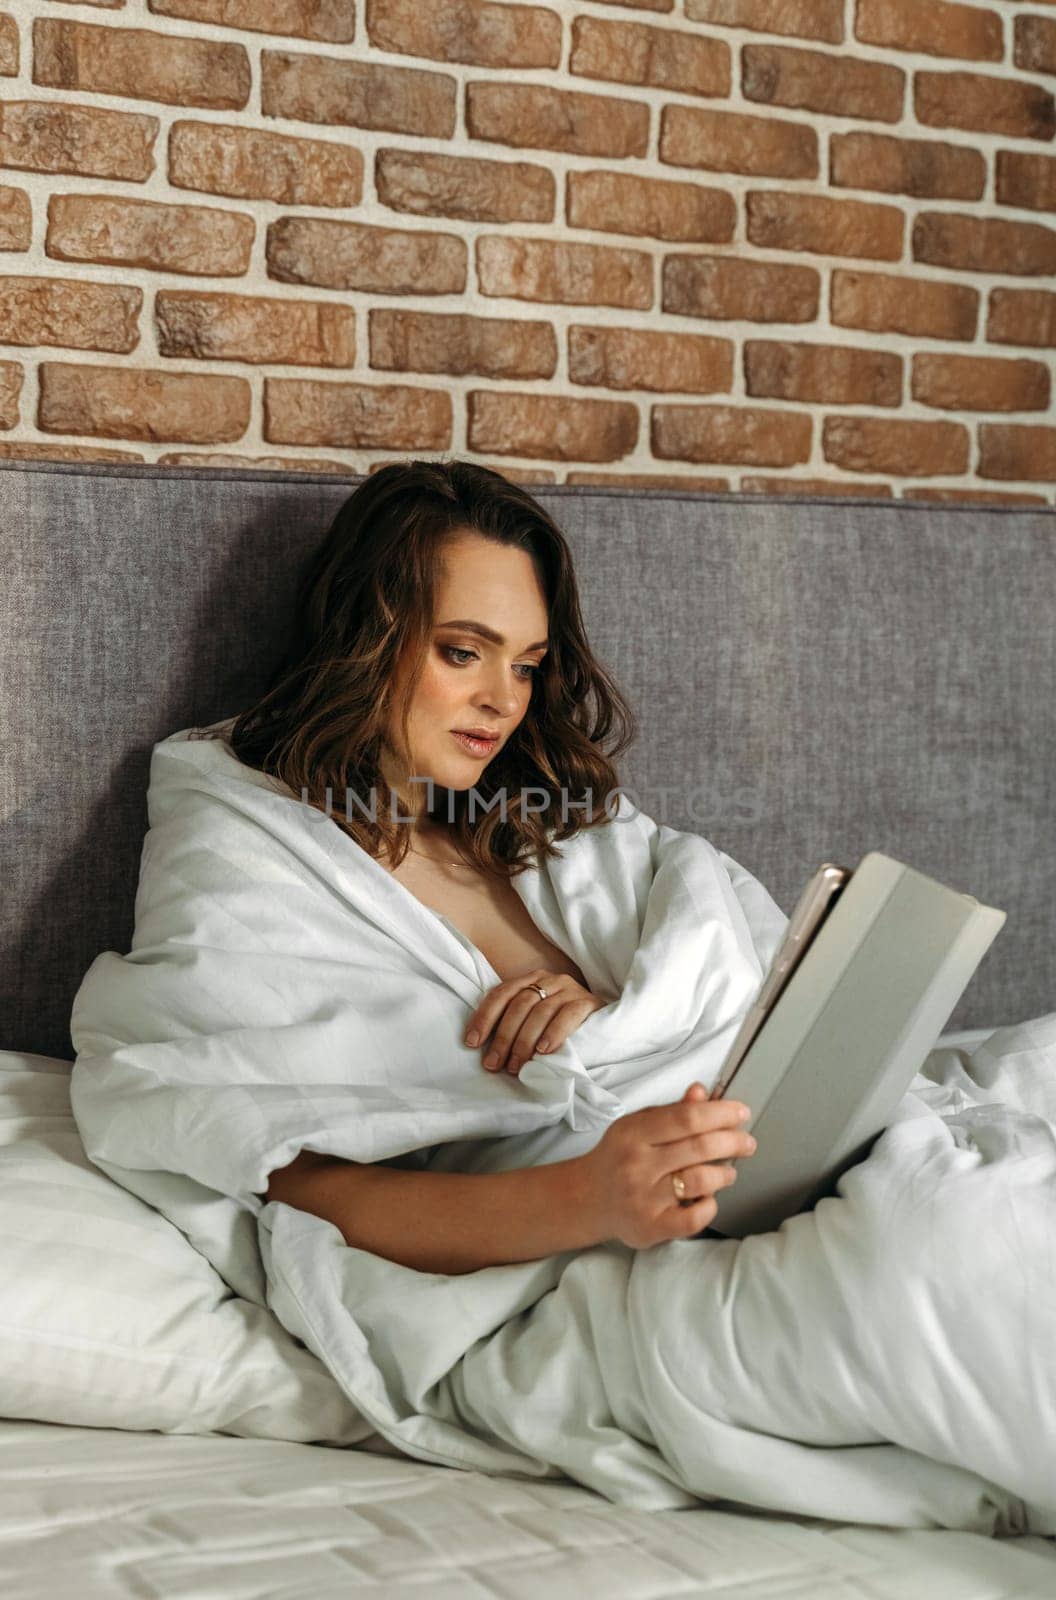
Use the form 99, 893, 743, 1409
1, 1419, 1054, 1600
68, 725, 1056, 1536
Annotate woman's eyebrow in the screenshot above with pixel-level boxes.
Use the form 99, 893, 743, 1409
437, 619, 549, 651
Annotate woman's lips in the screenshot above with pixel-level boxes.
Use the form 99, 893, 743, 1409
451, 731, 498, 757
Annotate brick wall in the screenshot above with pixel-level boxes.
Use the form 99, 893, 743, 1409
2, 0, 1056, 501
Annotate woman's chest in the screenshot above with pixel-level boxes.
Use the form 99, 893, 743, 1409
388, 856, 588, 989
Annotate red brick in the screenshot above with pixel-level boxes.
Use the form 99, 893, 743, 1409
0, 101, 158, 182
915, 72, 1055, 140
365, 0, 561, 67
468, 390, 638, 461
567, 170, 734, 243
410, 459, 558, 484
369, 309, 557, 379
46, 194, 254, 276
0, 361, 22, 427
33, 18, 250, 110
376, 149, 553, 224
366, 457, 556, 480
746, 192, 903, 261
745, 340, 901, 406
830, 131, 984, 201
38, 361, 251, 442
914, 212, 1056, 277
570, 15, 730, 98
995, 152, 1056, 216
663, 254, 820, 323
261, 50, 456, 137
987, 287, 1056, 348
912, 352, 1050, 412
569, 325, 734, 393
159, 451, 359, 472
0, 441, 145, 462
466, 82, 649, 159
652, 403, 811, 467
567, 470, 731, 488
149, 0, 357, 43
904, 487, 1049, 505
978, 423, 1056, 482
267, 218, 465, 294
264, 377, 452, 450
0, 276, 141, 352
742, 43, 904, 123
660, 104, 817, 180
0, 187, 32, 251
0, 14, 17, 75
855, 0, 1002, 61
169, 121, 363, 207
156, 290, 356, 366
822, 415, 969, 476
832, 268, 978, 340
477, 236, 652, 310
1014, 14, 1056, 76
741, 475, 893, 496
685, 0, 843, 44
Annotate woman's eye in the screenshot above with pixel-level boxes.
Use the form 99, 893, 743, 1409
441, 646, 537, 679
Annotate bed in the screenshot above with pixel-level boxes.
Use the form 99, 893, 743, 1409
2, 458, 1054, 1595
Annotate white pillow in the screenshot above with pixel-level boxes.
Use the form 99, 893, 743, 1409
0, 1050, 373, 1445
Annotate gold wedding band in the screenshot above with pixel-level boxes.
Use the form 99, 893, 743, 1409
671, 1171, 687, 1201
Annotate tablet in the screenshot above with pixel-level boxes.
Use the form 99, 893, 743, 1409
699, 851, 1006, 1238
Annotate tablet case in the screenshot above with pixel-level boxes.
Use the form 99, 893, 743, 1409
708, 852, 1006, 1239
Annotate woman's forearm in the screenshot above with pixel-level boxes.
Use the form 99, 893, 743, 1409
265, 1152, 604, 1275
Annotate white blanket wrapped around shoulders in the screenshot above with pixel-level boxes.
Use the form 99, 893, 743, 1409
69, 725, 1056, 1536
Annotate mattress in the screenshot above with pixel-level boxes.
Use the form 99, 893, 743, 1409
1, 1419, 1054, 1599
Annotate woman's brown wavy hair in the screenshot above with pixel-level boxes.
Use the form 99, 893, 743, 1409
192, 458, 637, 879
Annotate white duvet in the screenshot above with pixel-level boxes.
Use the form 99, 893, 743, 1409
69, 725, 1056, 1537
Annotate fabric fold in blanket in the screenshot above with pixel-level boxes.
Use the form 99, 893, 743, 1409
69, 723, 1056, 1536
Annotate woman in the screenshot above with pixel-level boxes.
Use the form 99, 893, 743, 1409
70, 459, 1054, 1530
196, 458, 758, 1274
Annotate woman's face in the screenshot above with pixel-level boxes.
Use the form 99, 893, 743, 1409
382, 532, 550, 816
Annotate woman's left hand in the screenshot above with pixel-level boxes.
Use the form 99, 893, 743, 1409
464, 972, 609, 1076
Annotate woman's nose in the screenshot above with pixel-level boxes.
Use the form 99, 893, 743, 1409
479, 679, 519, 717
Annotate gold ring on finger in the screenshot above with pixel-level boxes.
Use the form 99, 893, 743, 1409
671, 1171, 687, 1201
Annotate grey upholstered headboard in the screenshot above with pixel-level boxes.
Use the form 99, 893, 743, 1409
2, 458, 1053, 1059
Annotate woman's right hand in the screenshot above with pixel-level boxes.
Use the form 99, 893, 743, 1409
581, 1082, 756, 1248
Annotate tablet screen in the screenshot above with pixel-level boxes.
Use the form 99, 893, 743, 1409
712, 861, 851, 1100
